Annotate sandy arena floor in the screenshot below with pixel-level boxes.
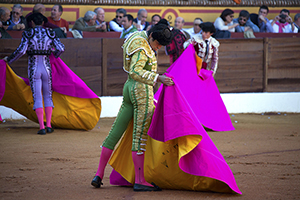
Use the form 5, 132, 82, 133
0, 113, 299, 200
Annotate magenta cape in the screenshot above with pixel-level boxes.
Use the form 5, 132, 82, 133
0, 55, 101, 130
109, 45, 241, 194
149, 45, 239, 193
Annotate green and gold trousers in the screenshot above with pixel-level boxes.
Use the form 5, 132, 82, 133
102, 76, 154, 153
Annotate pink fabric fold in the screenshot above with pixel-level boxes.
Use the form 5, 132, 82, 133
110, 170, 133, 186
49, 55, 98, 99
149, 81, 203, 142
0, 60, 7, 122
0, 60, 6, 102
154, 44, 234, 132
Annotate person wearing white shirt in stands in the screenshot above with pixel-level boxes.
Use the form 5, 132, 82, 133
120, 14, 138, 39
270, 9, 298, 33
183, 18, 203, 39
109, 8, 126, 32
133, 9, 150, 31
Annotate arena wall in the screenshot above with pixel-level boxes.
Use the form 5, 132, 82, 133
0, 3, 299, 29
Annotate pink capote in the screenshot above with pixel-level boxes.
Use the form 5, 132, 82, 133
0, 60, 5, 123
0, 55, 100, 128
0, 60, 6, 101
148, 44, 240, 193
110, 45, 241, 194
0, 55, 98, 100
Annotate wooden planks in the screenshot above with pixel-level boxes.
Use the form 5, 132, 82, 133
102, 38, 126, 96
216, 39, 264, 93
265, 37, 300, 92
0, 39, 28, 78
60, 38, 103, 95
1, 36, 299, 96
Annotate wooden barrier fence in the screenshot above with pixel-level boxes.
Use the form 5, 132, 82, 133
0, 37, 299, 96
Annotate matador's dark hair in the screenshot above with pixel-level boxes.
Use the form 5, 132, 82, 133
27, 12, 48, 25
147, 23, 173, 46
200, 22, 216, 34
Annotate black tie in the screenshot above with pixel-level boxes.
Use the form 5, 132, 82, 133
205, 40, 209, 57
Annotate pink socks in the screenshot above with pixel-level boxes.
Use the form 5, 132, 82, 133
35, 108, 45, 130
95, 146, 114, 179
94, 149, 152, 187
35, 107, 53, 129
45, 107, 53, 128
132, 151, 153, 187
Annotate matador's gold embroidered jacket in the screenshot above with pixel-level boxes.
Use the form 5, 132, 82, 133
122, 31, 159, 85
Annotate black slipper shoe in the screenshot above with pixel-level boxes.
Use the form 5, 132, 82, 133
37, 129, 46, 135
91, 176, 103, 188
46, 127, 54, 133
133, 182, 162, 192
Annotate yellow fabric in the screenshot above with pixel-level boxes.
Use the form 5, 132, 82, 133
195, 52, 203, 74
1, 63, 101, 130
109, 120, 234, 193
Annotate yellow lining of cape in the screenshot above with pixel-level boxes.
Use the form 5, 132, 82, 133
109, 119, 234, 192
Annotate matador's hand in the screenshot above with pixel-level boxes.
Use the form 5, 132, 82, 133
158, 75, 174, 86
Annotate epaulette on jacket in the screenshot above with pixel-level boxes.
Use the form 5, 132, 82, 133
123, 31, 154, 58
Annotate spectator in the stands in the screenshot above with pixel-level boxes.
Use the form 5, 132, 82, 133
151, 14, 161, 25
73, 11, 105, 32
250, 5, 273, 32
25, 4, 59, 30
47, 4, 69, 33
0, 7, 12, 38
270, 9, 298, 33
94, 7, 107, 32
146, 14, 161, 31
233, 10, 259, 33
294, 13, 300, 32
7, 4, 27, 31
166, 17, 190, 65
120, 14, 137, 39
133, 8, 150, 31
213, 8, 239, 38
183, 17, 203, 39
214, 9, 239, 32
109, 8, 126, 32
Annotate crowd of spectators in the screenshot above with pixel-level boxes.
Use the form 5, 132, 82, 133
213, 6, 298, 38
0, 4, 299, 39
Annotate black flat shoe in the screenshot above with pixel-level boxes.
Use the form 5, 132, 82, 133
91, 176, 103, 188
37, 129, 46, 135
133, 182, 162, 192
46, 127, 54, 133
